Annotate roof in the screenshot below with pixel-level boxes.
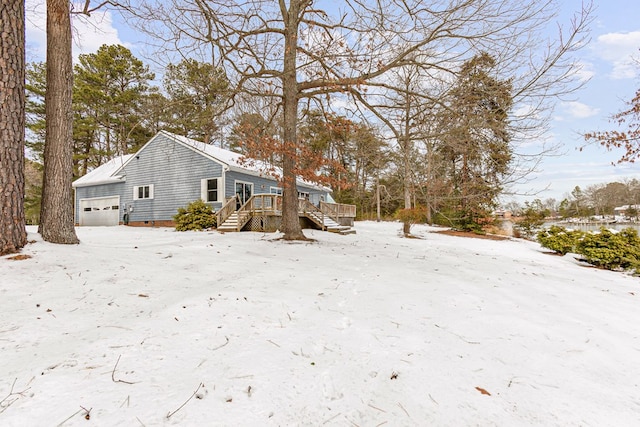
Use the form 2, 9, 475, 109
72, 131, 331, 192
167, 132, 269, 175
72, 154, 134, 188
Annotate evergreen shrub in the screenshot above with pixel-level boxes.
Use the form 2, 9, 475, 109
576, 227, 640, 272
174, 199, 216, 231
536, 225, 584, 255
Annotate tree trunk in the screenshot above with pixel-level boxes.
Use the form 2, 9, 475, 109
0, 0, 27, 255
280, 1, 305, 240
40, 0, 79, 244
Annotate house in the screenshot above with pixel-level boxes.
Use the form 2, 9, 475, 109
613, 204, 640, 218
73, 131, 355, 232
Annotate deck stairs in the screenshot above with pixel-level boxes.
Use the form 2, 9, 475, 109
300, 199, 356, 235
303, 210, 356, 235
217, 211, 251, 232
216, 194, 355, 234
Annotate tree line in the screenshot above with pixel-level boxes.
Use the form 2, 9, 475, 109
2, 0, 597, 253
23, 43, 519, 230
508, 179, 640, 220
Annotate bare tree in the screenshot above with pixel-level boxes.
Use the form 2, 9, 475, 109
0, 0, 28, 255
136, 0, 592, 239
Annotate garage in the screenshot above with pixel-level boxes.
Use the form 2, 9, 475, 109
78, 196, 120, 226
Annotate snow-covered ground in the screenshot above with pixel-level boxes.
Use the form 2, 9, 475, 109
1, 222, 639, 426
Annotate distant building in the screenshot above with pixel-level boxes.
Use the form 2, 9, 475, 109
493, 210, 512, 219
613, 205, 640, 217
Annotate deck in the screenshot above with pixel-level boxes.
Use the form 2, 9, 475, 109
216, 194, 356, 234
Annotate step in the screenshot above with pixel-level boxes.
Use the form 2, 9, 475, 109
338, 229, 357, 235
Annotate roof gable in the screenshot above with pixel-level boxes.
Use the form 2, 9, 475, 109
72, 131, 331, 192
72, 154, 134, 187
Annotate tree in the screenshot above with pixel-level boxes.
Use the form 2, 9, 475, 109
39, 0, 79, 244
584, 79, 640, 163
0, 0, 27, 255
138, 0, 591, 239
163, 59, 230, 145
25, 62, 47, 163
74, 44, 155, 173
434, 53, 513, 230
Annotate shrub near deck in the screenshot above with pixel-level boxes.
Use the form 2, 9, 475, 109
174, 199, 216, 231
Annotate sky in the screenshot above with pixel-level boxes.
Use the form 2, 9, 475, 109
1, 222, 639, 425
24, 0, 640, 204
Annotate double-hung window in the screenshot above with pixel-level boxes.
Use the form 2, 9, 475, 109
133, 185, 154, 200
201, 178, 221, 203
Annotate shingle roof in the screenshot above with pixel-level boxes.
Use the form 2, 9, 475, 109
72, 131, 331, 192
72, 154, 134, 188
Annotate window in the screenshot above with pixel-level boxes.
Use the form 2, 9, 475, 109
201, 178, 222, 203
298, 191, 310, 200
270, 187, 283, 195
133, 185, 154, 200
83, 207, 91, 212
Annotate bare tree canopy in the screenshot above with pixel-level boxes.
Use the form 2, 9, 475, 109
584, 83, 640, 164
133, 0, 592, 238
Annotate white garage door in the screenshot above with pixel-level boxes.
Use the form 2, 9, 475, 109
79, 196, 120, 226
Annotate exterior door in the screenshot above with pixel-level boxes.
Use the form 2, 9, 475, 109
235, 181, 253, 209
79, 196, 120, 226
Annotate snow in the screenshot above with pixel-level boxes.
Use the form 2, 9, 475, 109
1, 222, 639, 426
157, 131, 331, 191
71, 155, 134, 188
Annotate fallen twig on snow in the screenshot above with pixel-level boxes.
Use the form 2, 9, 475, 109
167, 382, 204, 419
112, 355, 135, 384
210, 336, 229, 351
434, 324, 480, 345
80, 405, 92, 420
0, 378, 32, 414
322, 412, 341, 424
367, 403, 386, 412
397, 402, 410, 418
56, 409, 83, 426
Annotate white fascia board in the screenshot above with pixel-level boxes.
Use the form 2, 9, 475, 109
72, 176, 125, 188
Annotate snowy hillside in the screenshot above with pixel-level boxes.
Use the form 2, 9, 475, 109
1, 222, 638, 426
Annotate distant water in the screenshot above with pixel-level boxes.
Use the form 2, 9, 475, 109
547, 221, 640, 233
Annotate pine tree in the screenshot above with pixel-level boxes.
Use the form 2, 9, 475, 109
0, 0, 28, 254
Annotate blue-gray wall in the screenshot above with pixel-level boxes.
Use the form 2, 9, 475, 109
75, 182, 126, 223
120, 133, 224, 223
225, 171, 329, 205
75, 132, 332, 224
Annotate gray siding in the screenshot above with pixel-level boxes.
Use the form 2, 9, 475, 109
75, 132, 333, 224
225, 171, 329, 206
75, 182, 126, 223
121, 133, 224, 222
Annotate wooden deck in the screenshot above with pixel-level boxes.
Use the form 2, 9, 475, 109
216, 194, 356, 234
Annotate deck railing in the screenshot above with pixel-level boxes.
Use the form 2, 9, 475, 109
248, 193, 282, 213
216, 194, 240, 226
299, 199, 327, 230
217, 193, 356, 231
320, 201, 356, 219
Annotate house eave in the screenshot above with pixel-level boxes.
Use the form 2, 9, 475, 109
72, 176, 125, 188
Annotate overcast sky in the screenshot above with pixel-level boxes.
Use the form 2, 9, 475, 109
25, 0, 640, 204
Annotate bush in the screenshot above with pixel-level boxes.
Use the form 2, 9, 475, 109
513, 207, 546, 240
395, 206, 428, 225
576, 227, 640, 272
174, 199, 216, 231
536, 225, 584, 255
